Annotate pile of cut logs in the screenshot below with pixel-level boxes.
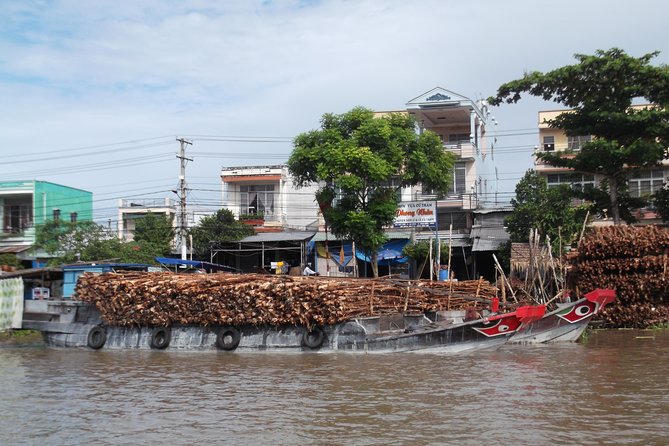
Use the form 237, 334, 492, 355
569, 225, 669, 328
75, 272, 499, 328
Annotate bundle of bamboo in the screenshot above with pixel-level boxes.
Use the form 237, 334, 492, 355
570, 226, 669, 327
75, 272, 498, 328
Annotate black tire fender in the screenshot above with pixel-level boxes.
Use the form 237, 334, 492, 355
216, 327, 241, 351
87, 326, 107, 350
302, 326, 325, 349
150, 327, 171, 349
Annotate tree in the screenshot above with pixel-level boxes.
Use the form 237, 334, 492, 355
133, 212, 175, 257
489, 48, 669, 224
36, 221, 121, 265
34, 220, 170, 265
505, 170, 586, 253
288, 107, 455, 277
36, 221, 105, 265
189, 209, 254, 259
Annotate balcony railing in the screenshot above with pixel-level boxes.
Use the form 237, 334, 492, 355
120, 198, 176, 209
444, 142, 476, 159
2, 221, 34, 235
413, 192, 479, 210
0, 224, 36, 245
238, 210, 280, 222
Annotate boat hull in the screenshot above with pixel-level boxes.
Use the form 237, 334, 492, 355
508, 310, 590, 343
510, 289, 616, 344
22, 300, 525, 353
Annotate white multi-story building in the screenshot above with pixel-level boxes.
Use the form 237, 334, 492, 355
117, 198, 177, 241
401, 87, 502, 279
221, 165, 320, 231
405, 87, 497, 209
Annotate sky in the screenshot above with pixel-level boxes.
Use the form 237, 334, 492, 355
1, 0, 668, 225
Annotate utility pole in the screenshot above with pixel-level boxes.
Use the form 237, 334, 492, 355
176, 138, 193, 260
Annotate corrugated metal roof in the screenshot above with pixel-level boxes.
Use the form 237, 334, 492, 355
470, 226, 508, 238
0, 245, 32, 253
310, 231, 412, 242
473, 207, 513, 214
0, 267, 62, 279
472, 238, 504, 251
471, 226, 509, 252
414, 233, 472, 248
239, 231, 316, 243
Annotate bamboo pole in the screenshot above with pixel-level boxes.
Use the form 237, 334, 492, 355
578, 210, 590, 246
429, 237, 434, 281
417, 252, 429, 280
403, 282, 410, 313
370, 282, 375, 314
492, 253, 516, 303
447, 223, 453, 298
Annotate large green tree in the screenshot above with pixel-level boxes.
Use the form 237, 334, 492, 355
505, 170, 586, 253
189, 209, 254, 259
288, 107, 454, 277
489, 48, 669, 224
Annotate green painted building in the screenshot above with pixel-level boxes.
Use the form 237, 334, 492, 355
0, 180, 93, 256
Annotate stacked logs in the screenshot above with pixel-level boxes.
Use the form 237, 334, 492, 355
75, 272, 498, 328
569, 225, 669, 328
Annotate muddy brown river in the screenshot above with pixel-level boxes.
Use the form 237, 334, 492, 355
1, 329, 668, 445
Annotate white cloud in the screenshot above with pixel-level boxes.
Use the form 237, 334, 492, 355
1, 0, 668, 216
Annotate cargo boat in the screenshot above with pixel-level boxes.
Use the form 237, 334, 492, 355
21, 299, 545, 353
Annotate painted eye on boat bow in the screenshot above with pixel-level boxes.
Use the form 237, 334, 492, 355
557, 300, 597, 323
473, 316, 521, 337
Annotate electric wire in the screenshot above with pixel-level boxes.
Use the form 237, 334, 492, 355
2, 125, 549, 224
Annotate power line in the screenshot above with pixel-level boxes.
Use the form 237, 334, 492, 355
2, 141, 175, 165
0, 154, 174, 180
4, 135, 176, 159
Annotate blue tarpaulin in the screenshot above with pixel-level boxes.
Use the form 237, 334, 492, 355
155, 257, 239, 273
327, 243, 355, 267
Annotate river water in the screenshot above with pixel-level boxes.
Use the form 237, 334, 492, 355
1, 330, 668, 446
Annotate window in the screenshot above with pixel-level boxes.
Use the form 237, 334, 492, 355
448, 134, 470, 145
438, 211, 469, 231
567, 135, 591, 151
543, 135, 555, 151
70, 212, 78, 223
448, 162, 466, 195
3, 202, 32, 234
379, 176, 402, 201
546, 173, 595, 191
240, 184, 275, 216
53, 209, 61, 222
628, 169, 665, 197
422, 163, 466, 197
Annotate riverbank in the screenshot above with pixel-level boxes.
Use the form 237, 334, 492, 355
0, 330, 43, 346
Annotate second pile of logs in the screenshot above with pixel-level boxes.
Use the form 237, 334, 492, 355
569, 225, 669, 328
75, 272, 499, 328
